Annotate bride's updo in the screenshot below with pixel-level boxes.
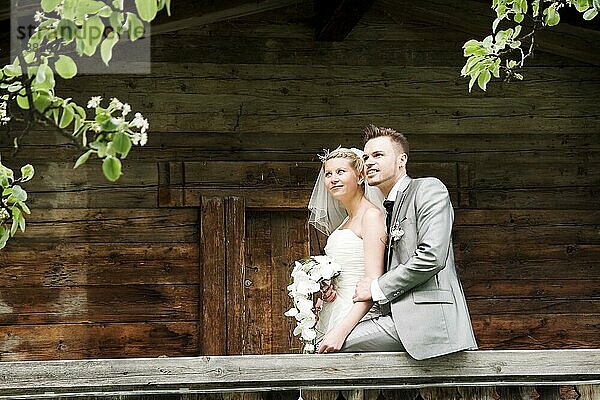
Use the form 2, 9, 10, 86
322, 147, 365, 176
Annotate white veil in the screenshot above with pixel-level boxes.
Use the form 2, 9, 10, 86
308, 147, 385, 235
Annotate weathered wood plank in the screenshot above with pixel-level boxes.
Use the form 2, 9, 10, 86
462, 279, 600, 298
0, 285, 198, 324
0, 322, 198, 361
6, 209, 198, 243
454, 225, 600, 245
316, 0, 376, 41
244, 212, 274, 354
183, 161, 459, 188
112, 112, 600, 135
56, 64, 600, 101
0, 243, 199, 286
472, 314, 600, 349
270, 212, 310, 354
454, 210, 600, 226
6, 130, 598, 155
226, 197, 246, 355
200, 198, 227, 355
0, 351, 599, 395
471, 188, 600, 209
467, 298, 600, 315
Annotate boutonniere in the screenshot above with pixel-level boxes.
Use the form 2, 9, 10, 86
390, 222, 404, 242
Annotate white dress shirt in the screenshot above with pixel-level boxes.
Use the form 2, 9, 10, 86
370, 174, 407, 303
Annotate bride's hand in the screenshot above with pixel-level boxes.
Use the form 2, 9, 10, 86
320, 280, 337, 302
317, 328, 347, 354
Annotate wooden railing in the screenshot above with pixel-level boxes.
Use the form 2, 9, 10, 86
1, 350, 600, 398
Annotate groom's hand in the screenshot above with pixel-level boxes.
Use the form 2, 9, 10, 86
353, 277, 373, 302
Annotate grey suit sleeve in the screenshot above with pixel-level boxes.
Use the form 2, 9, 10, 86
378, 178, 453, 301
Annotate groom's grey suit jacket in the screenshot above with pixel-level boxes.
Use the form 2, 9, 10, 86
379, 176, 477, 360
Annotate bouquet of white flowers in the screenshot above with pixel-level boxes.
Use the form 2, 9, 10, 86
284, 255, 341, 353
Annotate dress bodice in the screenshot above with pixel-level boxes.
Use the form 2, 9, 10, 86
315, 227, 378, 343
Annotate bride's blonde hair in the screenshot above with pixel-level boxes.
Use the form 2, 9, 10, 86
322, 147, 365, 175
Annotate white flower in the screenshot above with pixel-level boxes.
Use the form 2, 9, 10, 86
130, 112, 149, 134
34, 11, 44, 22
87, 96, 102, 108
140, 132, 148, 146
303, 343, 315, 353
284, 255, 341, 353
122, 103, 131, 117
390, 225, 404, 242
110, 97, 123, 110
0, 101, 9, 125
90, 122, 102, 133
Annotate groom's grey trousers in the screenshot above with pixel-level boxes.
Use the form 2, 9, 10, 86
341, 313, 405, 352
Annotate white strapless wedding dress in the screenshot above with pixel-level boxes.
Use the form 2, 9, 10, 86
314, 226, 379, 343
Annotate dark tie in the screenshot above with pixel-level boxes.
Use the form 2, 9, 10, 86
383, 200, 394, 269
383, 200, 395, 231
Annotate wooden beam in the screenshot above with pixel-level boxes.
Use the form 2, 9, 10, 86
316, 0, 376, 41
150, 0, 299, 36
378, 0, 600, 66
1, 350, 600, 397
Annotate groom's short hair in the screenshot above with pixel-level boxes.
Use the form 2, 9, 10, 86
362, 124, 410, 157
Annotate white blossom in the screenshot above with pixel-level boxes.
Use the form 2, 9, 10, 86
110, 97, 124, 110
87, 96, 102, 109
284, 255, 341, 353
90, 122, 102, 133
34, 11, 44, 22
140, 132, 148, 146
121, 103, 131, 117
0, 101, 10, 124
130, 112, 149, 134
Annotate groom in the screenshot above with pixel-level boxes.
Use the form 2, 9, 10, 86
341, 124, 477, 360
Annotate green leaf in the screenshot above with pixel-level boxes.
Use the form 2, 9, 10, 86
74, 150, 94, 169
11, 185, 27, 202
544, 4, 561, 26
20, 165, 34, 182
19, 201, 31, 214
575, 0, 591, 12
112, 132, 132, 157
135, 0, 158, 22
36, 63, 48, 84
33, 67, 55, 91
59, 105, 75, 128
110, 11, 125, 33
55, 55, 77, 79
16, 93, 30, 110
126, 12, 145, 41
18, 212, 26, 233
76, 0, 106, 15
57, 19, 78, 43
10, 209, 19, 236
41, 0, 62, 12
0, 226, 9, 250
583, 8, 598, 19
82, 16, 105, 56
100, 32, 120, 66
478, 69, 492, 91
102, 156, 122, 181
33, 92, 51, 113
90, 141, 108, 158
101, 116, 121, 132
514, 13, 524, 23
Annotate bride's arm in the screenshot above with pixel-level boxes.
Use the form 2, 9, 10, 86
317, 207, 386, 353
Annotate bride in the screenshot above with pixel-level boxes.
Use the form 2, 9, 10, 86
309, 147, 386, 353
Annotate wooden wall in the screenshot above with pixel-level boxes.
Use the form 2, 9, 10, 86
0, 0, 599, 360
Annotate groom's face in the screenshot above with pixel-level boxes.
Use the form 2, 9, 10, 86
363, 136, 406, 194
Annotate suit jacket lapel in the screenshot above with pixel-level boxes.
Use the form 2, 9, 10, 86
391, 176, 412, 223
386, 176, 412, 268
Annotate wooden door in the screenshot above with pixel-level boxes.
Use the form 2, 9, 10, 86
198, 197, 312, 355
